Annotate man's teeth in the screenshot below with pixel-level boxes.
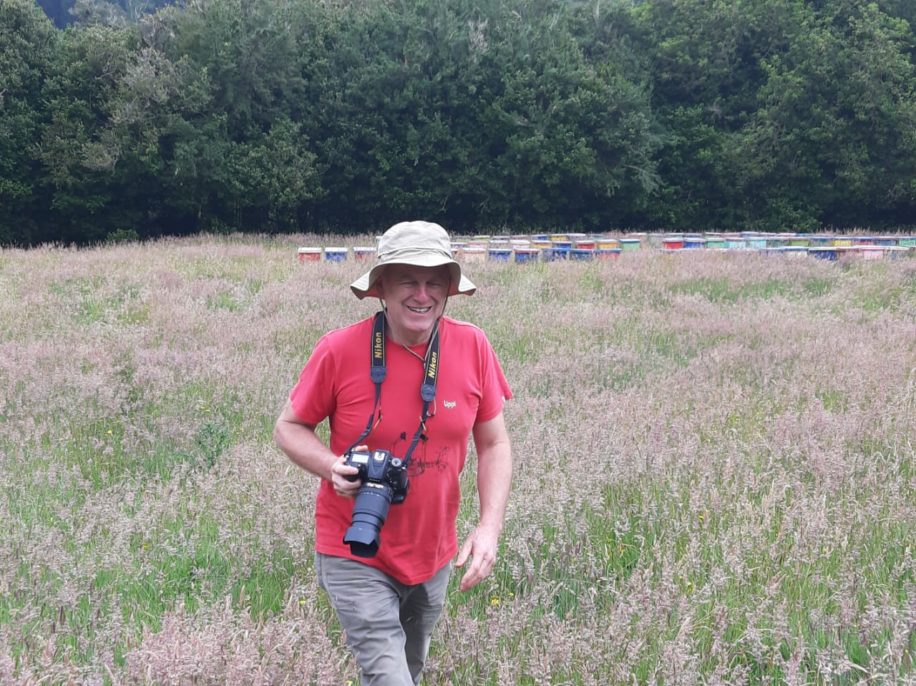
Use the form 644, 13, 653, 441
408, 306, 431, 313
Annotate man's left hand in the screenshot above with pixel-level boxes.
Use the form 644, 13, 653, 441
455, 525, 500, 592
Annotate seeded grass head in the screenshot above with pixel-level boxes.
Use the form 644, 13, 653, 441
349, 221, 477, 299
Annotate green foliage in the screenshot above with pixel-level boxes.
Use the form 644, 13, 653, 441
36, 23, 136, 243
4, 0, 916, 244
476, 0, 659, 228
105, 227, 140, 243
633, 0, 916, 231
0, 0, 58, 244
740, 1, 916, 229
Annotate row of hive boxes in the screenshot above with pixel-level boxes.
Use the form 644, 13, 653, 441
297, 233, 916, 262
657, 234, 916, 249
457, 237, 635, 262
297, 239, 632, 263
460, 232, 916, 250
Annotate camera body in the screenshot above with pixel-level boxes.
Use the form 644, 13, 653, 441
344, 448, 409, 503
342, 449, 409, 557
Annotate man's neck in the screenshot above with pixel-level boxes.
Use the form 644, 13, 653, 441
385, 315, 439, 348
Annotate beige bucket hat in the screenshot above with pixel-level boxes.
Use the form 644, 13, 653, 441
350, 221, 477, 299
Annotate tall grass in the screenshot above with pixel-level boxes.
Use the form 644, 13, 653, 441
0, 237, 913, 684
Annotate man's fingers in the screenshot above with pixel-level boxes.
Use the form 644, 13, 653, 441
455, 537, 474, 568
333, 455, 359, 477
330, 456, 362, 497
459, 559, 487, 591
458, 546, 497, 591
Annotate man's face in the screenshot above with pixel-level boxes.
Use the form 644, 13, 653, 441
377, 264, 451, 345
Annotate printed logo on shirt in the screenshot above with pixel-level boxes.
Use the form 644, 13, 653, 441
389, 435, 450, 479
443, 400, 457, 409
408, 447, 450, 478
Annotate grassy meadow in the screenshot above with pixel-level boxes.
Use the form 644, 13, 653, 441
0, 236, 913, 684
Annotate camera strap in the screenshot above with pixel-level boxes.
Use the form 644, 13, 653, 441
345, 311, 440, 467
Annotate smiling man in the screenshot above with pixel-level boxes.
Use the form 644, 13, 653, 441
376, 263, 450, 346
274, 221, 513, 685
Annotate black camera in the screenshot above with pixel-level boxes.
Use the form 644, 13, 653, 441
342, 448, 409, 558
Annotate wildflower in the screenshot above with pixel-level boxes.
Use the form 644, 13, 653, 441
489, 596, 500, 606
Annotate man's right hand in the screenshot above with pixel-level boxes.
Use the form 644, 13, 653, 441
329, 448, 364, 498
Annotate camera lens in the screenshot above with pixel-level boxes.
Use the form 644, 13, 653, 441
343, 482, 393, 557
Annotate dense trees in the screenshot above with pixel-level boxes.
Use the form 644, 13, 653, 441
630, 0, 916, 231
3, 0, 914, 244
0, 0, 57, 244
37, 0, 172, 28
740, 1, 916, 229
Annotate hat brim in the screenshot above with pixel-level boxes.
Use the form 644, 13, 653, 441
350, 257, 476, 299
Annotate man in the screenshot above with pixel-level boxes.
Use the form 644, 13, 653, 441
274, 221, 513, 685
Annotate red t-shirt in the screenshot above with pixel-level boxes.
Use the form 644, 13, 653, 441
289, 315, 512, 584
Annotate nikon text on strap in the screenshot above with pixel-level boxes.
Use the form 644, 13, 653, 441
345, 311, 440, 467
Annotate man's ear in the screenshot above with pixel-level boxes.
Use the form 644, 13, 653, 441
373, 269, 387, 299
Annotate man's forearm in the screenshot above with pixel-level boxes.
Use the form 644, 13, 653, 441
273, 405, 337, 481
476, 440, 512, 533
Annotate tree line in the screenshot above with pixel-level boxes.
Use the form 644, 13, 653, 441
36, 0, 173, 28
2, 0, 914, 245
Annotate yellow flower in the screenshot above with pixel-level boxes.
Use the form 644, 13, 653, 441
489, 596, 500, 606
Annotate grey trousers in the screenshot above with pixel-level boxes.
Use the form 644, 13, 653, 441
315, 553, 451, 686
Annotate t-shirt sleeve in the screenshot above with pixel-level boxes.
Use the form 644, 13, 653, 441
289, 334, 338, 426
475, 331, 513, 424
